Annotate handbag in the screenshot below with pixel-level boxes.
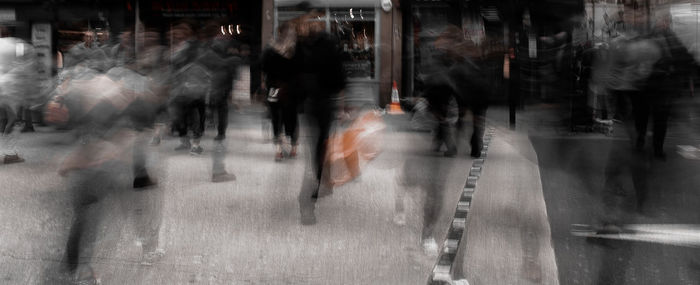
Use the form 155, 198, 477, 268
323, 110, 386, 187
267, 87, 280, 103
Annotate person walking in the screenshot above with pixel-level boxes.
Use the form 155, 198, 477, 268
292, 8, 347, 224
167, 21, 210, 155
262, 22, 300, 161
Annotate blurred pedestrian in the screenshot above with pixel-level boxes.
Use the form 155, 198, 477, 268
292, 6, 347, 225
262, 21, 300, 161
167, 21, 210, 155
0, 37, 42, 164
198, 22, 240, 142
198, 21, 238, 182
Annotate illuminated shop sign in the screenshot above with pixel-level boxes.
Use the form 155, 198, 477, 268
0, 9, 15, 22
148, 0, 238, 17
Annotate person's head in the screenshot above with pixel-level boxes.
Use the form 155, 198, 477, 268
435, 25, 480, 60
273, 21, 297, 58
168, 21, 194, 45
82, 31, 95, 48
202, 19, 224, 41
621, 0, 650, 33
96, 30, 110, 45
294, 7, 325, 40
142, 29, 161, 48
119, 27, 134, 47
239, 44, 250, 58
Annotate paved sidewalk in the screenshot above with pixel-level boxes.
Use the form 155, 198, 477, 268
456, 124, 559, 285
0, 109, 476, 284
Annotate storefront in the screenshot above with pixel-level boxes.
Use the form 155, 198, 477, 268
264, 0, 402, 107
139, 0, 263, 104
402, 0, 506, 102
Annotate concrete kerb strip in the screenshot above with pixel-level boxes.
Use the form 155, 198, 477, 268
428, 127, 496, 285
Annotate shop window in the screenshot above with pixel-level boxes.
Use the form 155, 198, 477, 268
277, 6, 327, 31
330, 8, 375, 79
276, 5, 376, 80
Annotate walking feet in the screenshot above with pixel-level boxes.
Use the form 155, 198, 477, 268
274, 142, 298, 162
2, 153, 24, 164
275, 144, 284, 161
174, 138, 191, 151
212, 172, 236, 183
421, 237, 439, 256
133, 175, 157, 190
300, 208, 317, 225
189, 145, 204, 155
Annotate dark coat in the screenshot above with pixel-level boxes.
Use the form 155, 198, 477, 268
293, 32, 346, 104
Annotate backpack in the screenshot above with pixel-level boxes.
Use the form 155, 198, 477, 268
171, 62, 211, 99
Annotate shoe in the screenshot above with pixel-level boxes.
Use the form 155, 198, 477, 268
74, 266, 100, 285
20, 126, 35, 133
174, 140, 191, 151
421, 237, 439, 256
471, 136, 483, 158
189, 146, 204, 155
393, 212, 406, 226
635, 136, 645, 151
149, 136, 161, 146
432, 143, 442, 153
311, 185, 333, 199
212, 172, 236, 183
654, 148, 666, 161
444, 149, 457, 157
289, 146, 298, 158
214, 134, 225, 141
133, 176, 157, 190
470, 147, 482, 158
300, 209, 317, 225
275, 151, 284, 161
274, 145, 284, 161
2, 153, 24, 164
141, 248, 166, 266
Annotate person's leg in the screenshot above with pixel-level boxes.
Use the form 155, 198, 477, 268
420, 159, 447, 254
170, 99, 190, 150
1, 105, 17, 135
63, 170, 103, 278
197, 98, 207, 137
20, 106, 35, 132
314, 108, 332, 182
269, 101, 284, 160
0, 106, 7, 134
652, 97, 671, 157
132, 181, 165, 264
471, 104, 487, 158
283, 100, 299, 157
189, 99, 205, 154
442, 121, 457, 157
215, 95, 229, 140
133, 131, 157, 188
629, 93, 650, 149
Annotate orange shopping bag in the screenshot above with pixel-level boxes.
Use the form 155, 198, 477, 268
323, 111, 385, 187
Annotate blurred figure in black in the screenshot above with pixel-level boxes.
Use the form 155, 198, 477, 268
167, 21, 209, 155
638, 16, 697, 159
293, 6, 347, 225
442, 26, 492, 158
198, 21, 239, 182
423, 25, 491, 158
262, 21, 300, 161
45, 26, 168, 283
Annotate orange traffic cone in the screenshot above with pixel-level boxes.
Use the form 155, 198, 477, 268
388, 81, 403, 115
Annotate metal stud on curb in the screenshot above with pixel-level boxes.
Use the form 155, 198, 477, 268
469, 166, 482, 177
465, 176, 478, 188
